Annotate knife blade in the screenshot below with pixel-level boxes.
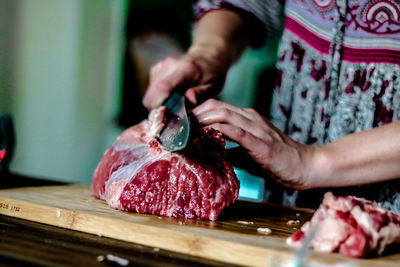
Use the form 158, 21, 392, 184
158, 92, 190, 152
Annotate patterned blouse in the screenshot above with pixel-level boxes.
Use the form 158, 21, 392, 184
196, 0, 400, 213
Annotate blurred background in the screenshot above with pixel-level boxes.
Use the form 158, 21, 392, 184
0, 0, 280, 200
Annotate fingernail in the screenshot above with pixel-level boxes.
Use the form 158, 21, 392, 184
192, 108, 199, 115
192, 106, 203, 116
197, 116, 205, 123
196, 114, 210, 124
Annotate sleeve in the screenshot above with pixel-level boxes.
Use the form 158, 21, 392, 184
195, 0, 284, 47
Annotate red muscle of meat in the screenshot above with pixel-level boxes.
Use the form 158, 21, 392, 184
287, 192, 400, 258
92, 107, 239, 220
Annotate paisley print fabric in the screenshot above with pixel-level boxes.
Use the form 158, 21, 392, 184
196, 0, 400, 213
355, 0, 400, 34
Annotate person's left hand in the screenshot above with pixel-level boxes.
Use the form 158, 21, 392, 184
192, 99, 316, 190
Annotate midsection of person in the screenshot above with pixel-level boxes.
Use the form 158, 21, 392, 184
273, 0, 400, 146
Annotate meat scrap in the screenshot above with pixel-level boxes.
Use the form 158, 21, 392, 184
92, 107, 239, 221
237, 220, 254, 225
106, 254, 129, 266
286, 192, 400, 258
287, 220, 300, 226
257, 227, 272, 235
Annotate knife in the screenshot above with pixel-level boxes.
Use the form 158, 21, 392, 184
158, 92, 190, 152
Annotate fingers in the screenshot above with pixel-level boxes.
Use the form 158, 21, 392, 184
185, 88, 197, 106
193, 99, 253, 121
143, 56, 202, 110
206, 122, 267, 154
195, 108, 253, 137
209, 121, 306, 189
192, 99, 274, 140
193, 99, 311, 190
143, 81, 170, 109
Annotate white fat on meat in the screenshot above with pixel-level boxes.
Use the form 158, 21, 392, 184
287, 192, 400, 258
92, 105, 240, 220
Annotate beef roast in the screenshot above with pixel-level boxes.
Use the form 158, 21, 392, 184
287, 192, 400, 258
92, 106, 239, 220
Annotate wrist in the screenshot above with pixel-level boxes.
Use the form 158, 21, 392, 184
187, 43, 232, 72
190, 9, 246, 66
305, 145, 334, 189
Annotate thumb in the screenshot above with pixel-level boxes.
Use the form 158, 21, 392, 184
143, 82, 171, 110
143, 60, 202, 110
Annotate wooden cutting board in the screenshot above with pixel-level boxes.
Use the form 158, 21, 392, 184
0, 184, 399, 266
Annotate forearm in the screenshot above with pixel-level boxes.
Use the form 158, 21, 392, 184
143, 10, 247, 109
309, 121, 400, 188
188, 10, 248, 71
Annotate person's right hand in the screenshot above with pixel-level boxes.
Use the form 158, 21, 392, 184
142, 47, 231, 110
143, 9, 247, 110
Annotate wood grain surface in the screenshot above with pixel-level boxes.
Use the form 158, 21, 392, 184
0, 214, 231, 266
0, 184, 399, 266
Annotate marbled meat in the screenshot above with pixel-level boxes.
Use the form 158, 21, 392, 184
287, 192, 400, 258
92, 106, 239, 220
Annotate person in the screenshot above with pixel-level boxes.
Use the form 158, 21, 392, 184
142, 1, 400, 212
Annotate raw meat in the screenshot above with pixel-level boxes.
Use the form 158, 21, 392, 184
92, 106, 239, 220
287, 192, 400, 258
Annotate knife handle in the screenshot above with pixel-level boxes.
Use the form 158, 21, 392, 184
162, 85, 187, 106
163, 92, 184, 112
